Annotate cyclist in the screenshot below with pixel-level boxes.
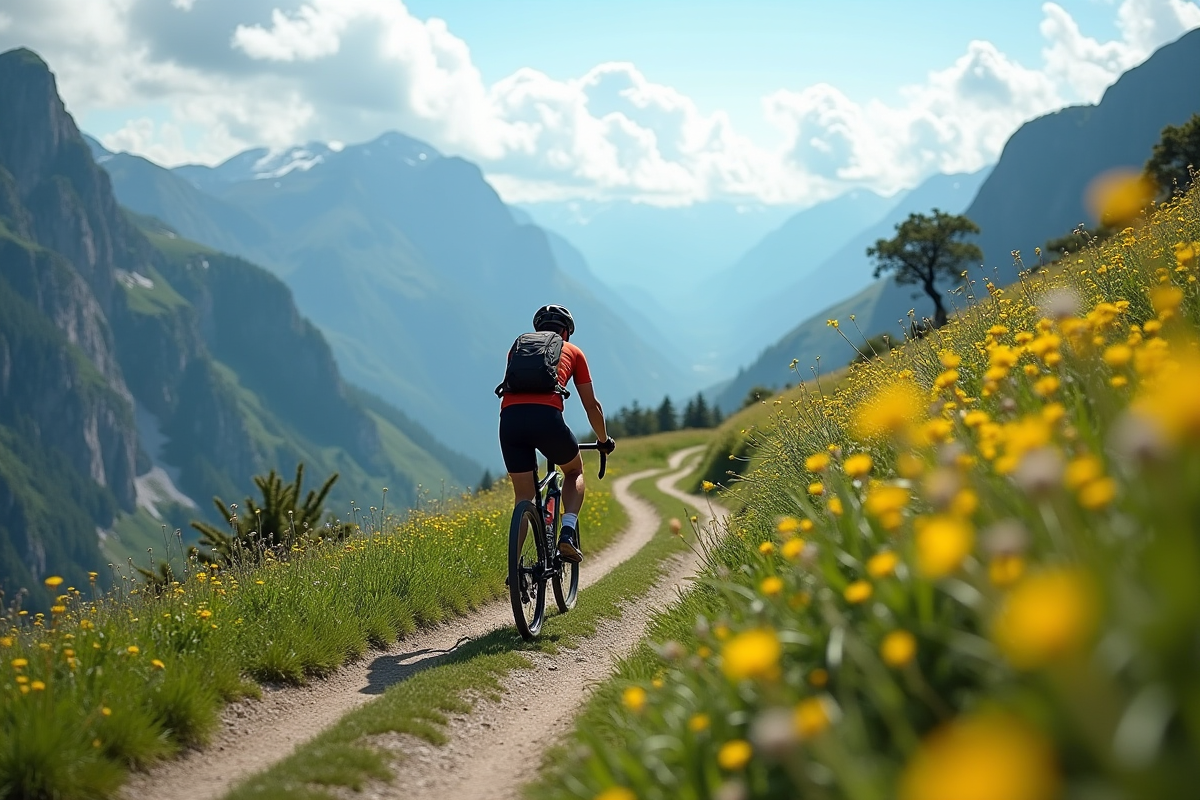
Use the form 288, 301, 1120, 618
498, 304, 615, 563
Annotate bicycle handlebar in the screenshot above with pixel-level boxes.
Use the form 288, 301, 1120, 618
578, 442, 608, 479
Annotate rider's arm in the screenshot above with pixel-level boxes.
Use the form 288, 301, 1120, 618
575, 381, 608, 443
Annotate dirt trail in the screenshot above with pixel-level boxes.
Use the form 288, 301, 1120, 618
358, 447, 727, 800
122, 445, 723, 800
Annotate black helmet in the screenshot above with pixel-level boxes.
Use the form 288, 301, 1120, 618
533, 304, 575, 336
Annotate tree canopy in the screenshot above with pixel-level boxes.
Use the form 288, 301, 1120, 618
868, 209, 983, 327
1145, 113, 1200, 197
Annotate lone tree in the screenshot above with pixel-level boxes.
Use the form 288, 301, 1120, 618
1145, 113, 1200, 197
868, 209, 983, 328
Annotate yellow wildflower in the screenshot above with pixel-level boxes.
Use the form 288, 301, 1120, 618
758, 541, 775, 555
881, 630, 917, 667
989, 554, 1025, 588
689, 713, 710, 733
899, 714, 1060, 800
1103, 344, 1132, 368
622, 686, 646, 713
781, 538, 805, 560
843, 580, 873, 604
843, 453, 873, 479
717, 739, 753, 770
1078, 477, 1117, 510
805, 452, 830, 473
760, 576, 784, 597
915, 516, 974, 578
594, 788, 636, 800
866, 551, 899, 578
853, 381, 925, 441
794, 697, 833, 739
776, 516, 801, 535
43, 576, 63, 589
993, 570, 1097, 669
721, 629, 781, 681
1150, 284, 1184, 318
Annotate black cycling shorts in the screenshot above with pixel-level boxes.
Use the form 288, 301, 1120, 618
499, 404, 579, 474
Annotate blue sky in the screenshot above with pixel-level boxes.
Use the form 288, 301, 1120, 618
0, 0, 1195, 206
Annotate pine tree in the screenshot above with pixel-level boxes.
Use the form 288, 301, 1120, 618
477, 469, 494, 493
656, 396, 678, 432
682, 397, 698, 428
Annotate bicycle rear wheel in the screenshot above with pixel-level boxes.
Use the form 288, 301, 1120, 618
509, 500, 546, 640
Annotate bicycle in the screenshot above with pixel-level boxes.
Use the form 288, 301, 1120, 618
508, 441, 608, 640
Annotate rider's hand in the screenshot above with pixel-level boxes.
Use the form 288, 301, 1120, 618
599, 437, 617, 454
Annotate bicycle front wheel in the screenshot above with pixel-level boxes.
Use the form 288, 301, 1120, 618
509, 500, 546, 640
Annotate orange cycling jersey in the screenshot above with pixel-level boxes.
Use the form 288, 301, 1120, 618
500, 341, 592, 412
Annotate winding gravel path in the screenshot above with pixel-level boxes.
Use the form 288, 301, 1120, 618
122, 445, 724, 800
357, 446, 727, 800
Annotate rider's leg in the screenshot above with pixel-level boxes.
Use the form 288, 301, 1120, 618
559, 452, 585, 515
557, 452, 585, 563
509, 470, 537, 551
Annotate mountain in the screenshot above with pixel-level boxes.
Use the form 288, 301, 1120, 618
965, 27, 1200, 271
705, 189, 893, 308
721, 169, 991, 367
0, 48, 478, 602
519, 200, 801, 294
518, 199, 802, 356
715, 27, 1200, 411
97, 134, 690, 461
85, 135, 274, 258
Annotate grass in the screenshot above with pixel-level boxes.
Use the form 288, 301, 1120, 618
222, 430, 711, 800
0, 473, 622, 799
527, 186, 1200, 800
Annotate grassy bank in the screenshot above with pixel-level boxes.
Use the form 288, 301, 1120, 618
530, 188, 1200, 800
0, 475, 620, 799
223, 430, 710, 800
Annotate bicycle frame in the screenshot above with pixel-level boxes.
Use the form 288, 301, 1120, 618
527, 443, 607, 577
509, 442, 607, 639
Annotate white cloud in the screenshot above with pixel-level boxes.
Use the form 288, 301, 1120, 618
1041, 0, 1200, 99
0, 0, 1197, 204
232, 4, 346, 62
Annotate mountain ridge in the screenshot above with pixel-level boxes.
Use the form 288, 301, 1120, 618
95, 128, 691, 461
0, 47, 478, 600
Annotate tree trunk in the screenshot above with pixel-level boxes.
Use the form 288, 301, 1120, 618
922, 277, 948, 327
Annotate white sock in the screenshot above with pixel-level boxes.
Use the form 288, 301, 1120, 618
562, 512, 579, 532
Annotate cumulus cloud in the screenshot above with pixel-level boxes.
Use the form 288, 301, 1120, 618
1042, 0, 1200, 99
0, 0, 1196, 204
